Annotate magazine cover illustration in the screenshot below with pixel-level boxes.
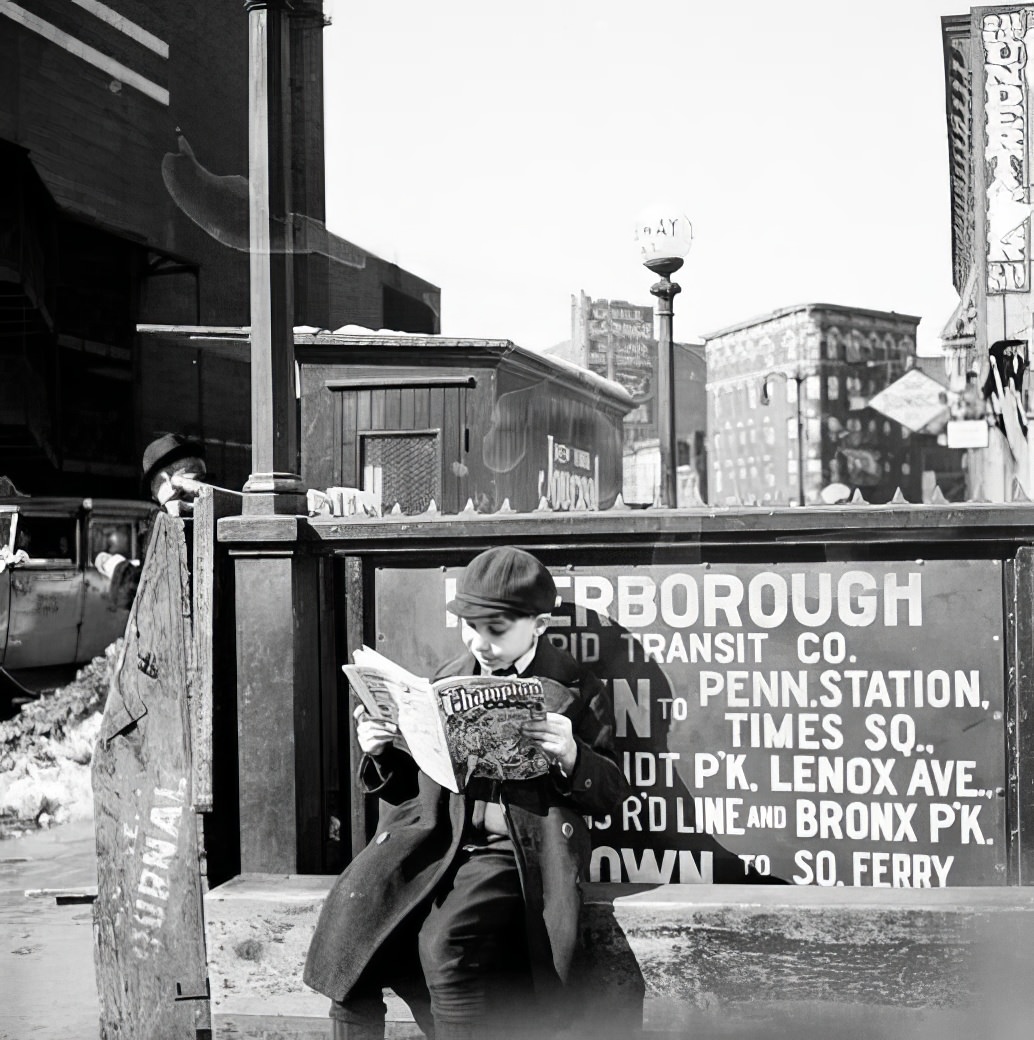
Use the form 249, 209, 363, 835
436, 675, 549, 783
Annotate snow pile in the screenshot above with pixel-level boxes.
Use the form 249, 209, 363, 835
0, 642, 119, 836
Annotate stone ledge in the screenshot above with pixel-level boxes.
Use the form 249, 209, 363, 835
204, 875, 1034, 1038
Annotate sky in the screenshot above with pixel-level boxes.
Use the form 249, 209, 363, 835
322, 0, 965, 357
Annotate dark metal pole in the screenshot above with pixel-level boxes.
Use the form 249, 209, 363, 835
647, 256, 683, 508
243, 0, 306, 513
795, 373, 806, 507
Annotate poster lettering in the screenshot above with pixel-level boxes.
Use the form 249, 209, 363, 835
375, 560, 1005, 886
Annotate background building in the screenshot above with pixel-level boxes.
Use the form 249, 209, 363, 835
0, 1, 439, 497
706, 304, 921, 506
941, 6, 1034, 500
548, 292, 707, 504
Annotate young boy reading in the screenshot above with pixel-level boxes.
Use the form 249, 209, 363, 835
304, 546, 632, 1039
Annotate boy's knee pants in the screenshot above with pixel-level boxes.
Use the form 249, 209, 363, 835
335, 842, 531, 1030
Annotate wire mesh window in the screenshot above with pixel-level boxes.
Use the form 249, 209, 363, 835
361, 431, 441, 514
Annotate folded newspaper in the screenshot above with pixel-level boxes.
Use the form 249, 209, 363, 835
343, 646, 550, 792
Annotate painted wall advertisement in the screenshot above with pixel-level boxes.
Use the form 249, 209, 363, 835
374, 559, 1006, 887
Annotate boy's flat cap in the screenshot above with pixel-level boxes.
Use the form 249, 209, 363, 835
447, 546, 556, 619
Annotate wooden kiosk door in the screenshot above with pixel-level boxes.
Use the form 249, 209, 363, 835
329, 376, 475, 514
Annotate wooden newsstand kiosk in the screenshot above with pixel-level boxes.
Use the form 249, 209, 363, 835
95, 499, 1034, 1039
134, 326, 634, 515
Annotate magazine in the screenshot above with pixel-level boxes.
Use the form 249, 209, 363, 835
342, 646, 550, 792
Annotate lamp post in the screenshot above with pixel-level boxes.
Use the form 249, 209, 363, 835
636, 207, 693, 508
761, 370, 806, 506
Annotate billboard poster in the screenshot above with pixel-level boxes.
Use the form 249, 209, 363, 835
373, 559, 1006, 887
540, 435, 600, 512
585, 300, 656, 422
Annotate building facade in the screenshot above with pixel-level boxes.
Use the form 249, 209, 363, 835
0, 1, 439, 497
706, 304, 921, 506
941, 6, 1034, 500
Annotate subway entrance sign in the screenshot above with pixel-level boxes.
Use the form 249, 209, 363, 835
361, 527, 1018, 888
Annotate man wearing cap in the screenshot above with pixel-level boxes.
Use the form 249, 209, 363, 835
305, 546, 632, 1040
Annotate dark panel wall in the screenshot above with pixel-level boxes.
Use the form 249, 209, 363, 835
137, 336, 251, 494
1, 1, 249, 324
0, 3, 441, 496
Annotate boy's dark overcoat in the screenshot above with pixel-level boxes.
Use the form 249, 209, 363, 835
303, 637, 631, 1002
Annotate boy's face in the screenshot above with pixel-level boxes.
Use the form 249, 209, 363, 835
459, 613, 549, 673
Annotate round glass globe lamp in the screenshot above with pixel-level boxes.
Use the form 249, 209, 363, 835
634, 206, 693, 272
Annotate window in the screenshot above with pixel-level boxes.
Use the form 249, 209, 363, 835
89, 521, 134, 567
15, 515, 78, 564
361, 432, 441, 514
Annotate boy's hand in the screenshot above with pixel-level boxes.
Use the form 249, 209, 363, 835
354, 705, 397, 756
522, 712, 577, 774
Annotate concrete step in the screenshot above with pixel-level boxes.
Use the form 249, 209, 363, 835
204, 875, 1034, 1039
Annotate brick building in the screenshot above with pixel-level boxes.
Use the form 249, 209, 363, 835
706, 304, 920, 506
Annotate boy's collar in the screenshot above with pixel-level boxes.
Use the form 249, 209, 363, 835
508, 639, 539, 677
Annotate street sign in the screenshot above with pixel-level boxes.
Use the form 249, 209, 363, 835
946, 419, 990, 449
868, 369, 950, 433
